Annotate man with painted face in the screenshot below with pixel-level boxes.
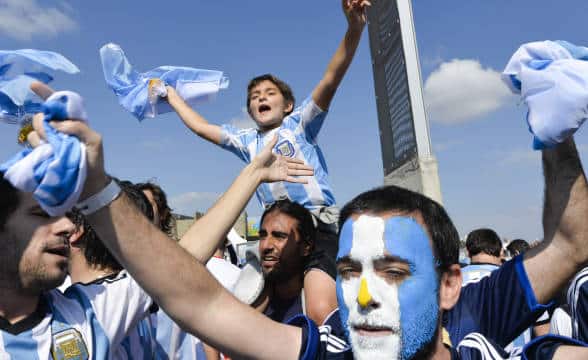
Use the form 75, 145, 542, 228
26, 80, 588, 359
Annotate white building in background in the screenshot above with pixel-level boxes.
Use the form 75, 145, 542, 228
367, 0, 442, 203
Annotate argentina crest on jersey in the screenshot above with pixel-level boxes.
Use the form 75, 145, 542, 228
274, 129, 297, 158
276, 139, 295, 157
51, 328, 89, 360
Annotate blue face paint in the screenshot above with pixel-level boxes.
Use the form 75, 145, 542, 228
383, 217, 439, 360
336, 219, 354, 337
335, 216, 439, 360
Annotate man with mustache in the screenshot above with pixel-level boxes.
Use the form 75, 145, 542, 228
254, 199, 336, 324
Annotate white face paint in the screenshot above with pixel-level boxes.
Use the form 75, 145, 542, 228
340, 215, 401, 360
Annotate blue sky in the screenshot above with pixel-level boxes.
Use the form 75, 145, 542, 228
1, 0, 587, 242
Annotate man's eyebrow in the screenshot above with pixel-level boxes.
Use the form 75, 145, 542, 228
374, 254, 410, 264
271, 230, 289, 237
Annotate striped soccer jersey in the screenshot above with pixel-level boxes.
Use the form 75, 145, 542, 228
461, 263, 500, 286
0, 271, 152, 359
220, 95, 335, 213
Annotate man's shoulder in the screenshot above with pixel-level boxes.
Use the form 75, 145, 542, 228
287, 312, 353, 360
221, 123, 258, 137
455, 332, 514, 359
64, 271, 132, 295
284, 95, 325, 125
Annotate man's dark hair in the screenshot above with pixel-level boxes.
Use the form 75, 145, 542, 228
136, 181, 173, 235
339, 186, 460, 272
465, 228, 502, 258
76, 179, 154, 271
0, 174, 19, 231
506, 239, 530, 257
247, 74, 295, 117
260, 199, 315, 251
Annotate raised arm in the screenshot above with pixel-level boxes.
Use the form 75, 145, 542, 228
179, 136, 313, 263
165, 86, 223, 145
311, 0, 370, 110
29, 82, 302, 360
524, 138, 588, 304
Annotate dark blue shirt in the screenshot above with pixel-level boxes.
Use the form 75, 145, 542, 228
445, 255, 550, 347
293, 256, 557, 359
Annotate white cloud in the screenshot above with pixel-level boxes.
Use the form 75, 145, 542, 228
169, 191, 220, 216
228, 107, 255, 129
0, 0, 77, 41
424, 59, 514, 124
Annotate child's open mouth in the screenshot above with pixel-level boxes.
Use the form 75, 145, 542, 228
258, 104, 271, 114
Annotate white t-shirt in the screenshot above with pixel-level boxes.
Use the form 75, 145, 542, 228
155, 257, 240, 359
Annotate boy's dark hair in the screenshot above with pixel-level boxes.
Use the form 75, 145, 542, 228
247, 74, 295, 117
0, 174, 19, 231
506, 239, 530, 257
136, 181, 173, 235
465, 228, 503, 258
260, 199, 315, 251
339, 186, 459, 272
75, 179, 154, 271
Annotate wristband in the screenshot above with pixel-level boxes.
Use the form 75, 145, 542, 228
76, 179, 121, 215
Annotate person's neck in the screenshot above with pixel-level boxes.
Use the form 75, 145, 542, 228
69, 252, 117, 284
258, 122, 281, 133
430, 331, 452, 360
273, 273, 303, 301
0, 286, 40, 324
470, 253, 502, 266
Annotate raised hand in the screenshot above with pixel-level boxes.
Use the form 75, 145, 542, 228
29, 81, 109, 199
250, 135, 314, 184
342, 0, 372, 30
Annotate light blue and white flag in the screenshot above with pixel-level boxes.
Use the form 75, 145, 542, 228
100, 43, 229, 121
0, 91, 88, 216
0, 49, 79, 125
503, 40, 588, 149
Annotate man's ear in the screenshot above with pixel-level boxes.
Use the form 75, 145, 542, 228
69, 226, 85, 247
439, 264, 462, 310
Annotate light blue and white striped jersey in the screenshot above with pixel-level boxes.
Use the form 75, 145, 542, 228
116, 311, 157, 360
461, 263, 500, 286
220, 95, 336, 214
0, 271, 152, 359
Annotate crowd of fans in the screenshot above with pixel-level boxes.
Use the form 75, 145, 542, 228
3, 1, 588, 359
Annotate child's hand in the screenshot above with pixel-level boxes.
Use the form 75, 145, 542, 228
342, 0, 371, 31
163, 85, 179, 103
164, 85, 176, 98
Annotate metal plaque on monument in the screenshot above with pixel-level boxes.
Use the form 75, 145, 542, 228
367, 0, 442, 203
